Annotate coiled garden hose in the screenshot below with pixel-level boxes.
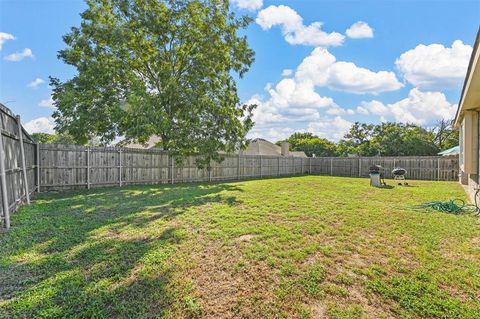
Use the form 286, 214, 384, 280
475, 189, 480, 215
413, 199, 467, 214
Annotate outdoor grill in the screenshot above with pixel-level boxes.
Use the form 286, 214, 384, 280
392, 167, 408, 185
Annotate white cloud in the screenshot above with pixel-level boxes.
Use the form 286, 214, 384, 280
4, 48, 33, 61
27, 78, 45, 89
356, 100, 390, 117
256, 5, 345, 47
267, 78, 336, 109
230, 0, 262, 11
247, 126, 297, 142
247, 96, 287, 125
24, 117, 55, 134
357, 88, 457, 125
345, 21, 374, 39
296, 48, 403, 94
395, 40, 472, 89
245, 46, 403, 142
326, 105, 355, 115
0, 32, 15, 50
308, 116, 352, 141
38, 96, 55, 108
282, 69, 293, 77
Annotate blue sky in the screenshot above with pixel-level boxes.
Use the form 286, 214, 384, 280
1, 0, 479, 142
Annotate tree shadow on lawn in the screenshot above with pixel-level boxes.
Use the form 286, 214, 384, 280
0, 182, 242, 317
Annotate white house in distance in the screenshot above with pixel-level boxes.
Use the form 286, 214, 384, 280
454, 28, 480, 202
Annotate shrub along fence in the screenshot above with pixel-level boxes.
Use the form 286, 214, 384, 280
0, 104, 37, 229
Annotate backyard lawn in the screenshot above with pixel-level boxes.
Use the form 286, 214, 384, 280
1, 176, 479, 319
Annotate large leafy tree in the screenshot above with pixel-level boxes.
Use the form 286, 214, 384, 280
337, 122, 379, 156
338, 122, 441, 156
31, 133, 78, 145
373, 123, 439, 156
278, 133, 338, 157
430, 119, 459, 150
51, 0, 255, 166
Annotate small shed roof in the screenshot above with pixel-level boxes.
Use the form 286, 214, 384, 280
438, 146, 460, 156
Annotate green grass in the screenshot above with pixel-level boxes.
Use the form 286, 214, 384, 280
1, 176, 479, 318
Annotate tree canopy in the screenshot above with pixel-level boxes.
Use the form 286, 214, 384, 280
277, 133, 337, 157
279, 120, 458, 157
51, 0, 255, 166
30, 133, 78, 145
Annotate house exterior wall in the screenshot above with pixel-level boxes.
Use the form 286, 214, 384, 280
455, 29, 480, 204
458, 111, 480, 203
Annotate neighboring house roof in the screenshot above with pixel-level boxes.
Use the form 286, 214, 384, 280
454, 28, 480, 128
290, 151, 308, 158
120, 136, 308, 157
438, 146, 460, 156
242, 138, 307, 157
121, 136, 162, 149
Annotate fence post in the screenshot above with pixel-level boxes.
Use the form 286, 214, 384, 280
277, 156, 280, 176
237, 153, 240, 180
0, 130, 10, 229
437, 158, 440, 181
309, 157, 312, 174
208, 159, 212, 182
36, 143, 41, 193
301, 158, 304, 174
259, 156, 262, 178
330, 158, 333, 176
358, 157, 362, 177
171, 155, 175, 184
86, 148, 90, 189
16, 116, 30, 205
118, 149, 122, 187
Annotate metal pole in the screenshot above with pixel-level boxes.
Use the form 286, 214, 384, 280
16, 116, 30, 205
118, 149, 122, 187
86, 148, 90, 189
36, 143, 41, 193
0, 131, 10, 229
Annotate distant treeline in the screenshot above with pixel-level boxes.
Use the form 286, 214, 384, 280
31, 120, 458, 158
276, 120, 458, 157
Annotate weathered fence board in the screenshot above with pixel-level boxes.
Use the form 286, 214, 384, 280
1, 104, 37, 228
37, 144, 459, 192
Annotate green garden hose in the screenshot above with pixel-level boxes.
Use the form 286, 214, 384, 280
413, 199, 467, 214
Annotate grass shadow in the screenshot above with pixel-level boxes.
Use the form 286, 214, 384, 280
0, 182, 242, 317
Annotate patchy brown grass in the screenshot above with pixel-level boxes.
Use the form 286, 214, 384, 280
1, 176, 479, 318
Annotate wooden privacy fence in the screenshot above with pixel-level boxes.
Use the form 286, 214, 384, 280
0, 100, 460, 229
0, 104, 37, 229
38, 144, 459, 192
311, 156, 459, 181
